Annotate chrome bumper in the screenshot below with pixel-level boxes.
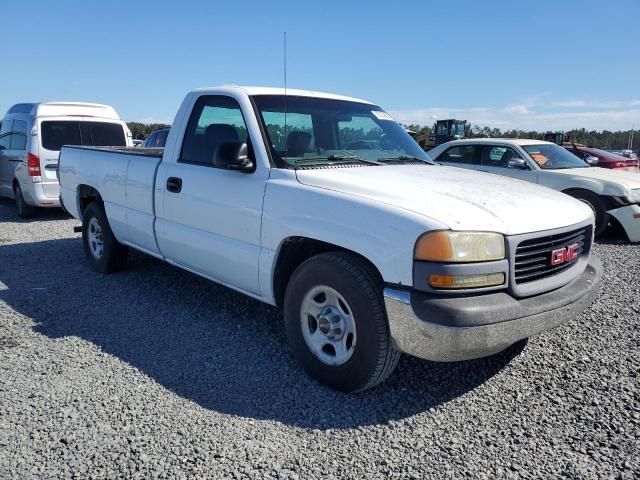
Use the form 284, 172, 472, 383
384, 256, 602, 362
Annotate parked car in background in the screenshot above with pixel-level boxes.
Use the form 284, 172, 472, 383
429, 139, 640, 240
0, 102, 132, 217
564, 145, 639, 170
59, 86, 602, 392
141, 127, 170, 148
620, 150, 638, 161
132, 139, 143, 147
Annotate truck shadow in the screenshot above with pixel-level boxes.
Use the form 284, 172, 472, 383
0, 198, 71, 223
0, 237, 525, 429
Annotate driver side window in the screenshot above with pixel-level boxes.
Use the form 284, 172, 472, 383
180, 96, 249, 166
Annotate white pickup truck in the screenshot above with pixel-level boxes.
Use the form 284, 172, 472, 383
59, 86, 602, 392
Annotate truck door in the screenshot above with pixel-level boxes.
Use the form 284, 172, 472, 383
154, 95, 268, 296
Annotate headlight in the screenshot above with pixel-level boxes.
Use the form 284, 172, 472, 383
414, 231, 505, 262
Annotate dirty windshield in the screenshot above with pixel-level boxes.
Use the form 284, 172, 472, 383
252, 95, 431, 168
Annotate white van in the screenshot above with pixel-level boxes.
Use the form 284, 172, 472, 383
0, 102, 131, 217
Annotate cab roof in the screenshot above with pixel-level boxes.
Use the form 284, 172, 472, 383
192, 85, 375, 105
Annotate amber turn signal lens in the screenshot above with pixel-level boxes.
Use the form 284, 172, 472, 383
427, 274, 455, 288
428, 273, 505, 289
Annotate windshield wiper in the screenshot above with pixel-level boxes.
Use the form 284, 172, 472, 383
376, 155, 435, 165
293, 155, 382, 166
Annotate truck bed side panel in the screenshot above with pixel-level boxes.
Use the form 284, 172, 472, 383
59, 147, 162, 255
59, 147, 130, 241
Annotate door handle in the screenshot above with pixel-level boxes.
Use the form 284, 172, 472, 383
166, 177, 182, 193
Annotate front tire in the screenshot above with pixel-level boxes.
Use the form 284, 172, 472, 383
82, 202, 128, 273
15, 184, 37, 218
568, 190, 608, 236
284, 252, 400, 392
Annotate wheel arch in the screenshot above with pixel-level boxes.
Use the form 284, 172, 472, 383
272, 236, 383, 308
561, 187, 618, 210
77, 184, 103, 218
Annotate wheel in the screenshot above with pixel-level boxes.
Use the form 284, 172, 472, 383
284, 252, 400, 392
82, 202, 128, 273
568, 190, 608, 236
14, 184, 37, 218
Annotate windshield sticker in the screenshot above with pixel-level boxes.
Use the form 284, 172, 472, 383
371, 110, 394, 121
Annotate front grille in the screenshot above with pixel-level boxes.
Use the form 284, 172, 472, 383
514, 226, 590, 284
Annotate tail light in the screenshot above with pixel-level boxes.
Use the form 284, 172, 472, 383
27, 153, 41, 176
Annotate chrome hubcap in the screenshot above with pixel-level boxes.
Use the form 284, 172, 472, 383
300, 285, 357, 366
87, 217, 104, 259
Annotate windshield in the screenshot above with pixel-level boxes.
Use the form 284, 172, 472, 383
523, 144, 589, 170
252, 95, 431, 167
41, 121, 126, 151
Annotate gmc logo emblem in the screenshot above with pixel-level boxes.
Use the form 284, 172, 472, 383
551, 244, 579, 265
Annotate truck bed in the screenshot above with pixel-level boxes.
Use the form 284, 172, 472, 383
59, 144, 164, 256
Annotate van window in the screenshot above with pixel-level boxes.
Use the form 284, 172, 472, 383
88, 123, 127, 146
10, 133, 27, 150
0, 134, 10, 150
41, 121, 126, 151
0, 120, 11, 135
13, 120, 28, 134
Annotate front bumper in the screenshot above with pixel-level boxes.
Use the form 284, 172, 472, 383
384, 255, 602, 362
608, 204, 640, 242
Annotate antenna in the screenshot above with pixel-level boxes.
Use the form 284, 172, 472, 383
283, 31, 288, 158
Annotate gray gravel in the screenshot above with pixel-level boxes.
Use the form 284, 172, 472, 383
0, 197, 638, 479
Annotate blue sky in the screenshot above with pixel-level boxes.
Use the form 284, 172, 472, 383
2, 0, 639, 131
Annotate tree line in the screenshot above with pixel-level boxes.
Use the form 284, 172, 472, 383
127, 122, 170, 140
404, 123, 638, 151
127, 121, 638, 152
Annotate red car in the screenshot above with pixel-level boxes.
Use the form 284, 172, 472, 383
564, 145, 639, 170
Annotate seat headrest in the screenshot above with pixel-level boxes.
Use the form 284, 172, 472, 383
205, 124, 239, 145
286, 131, 312, 156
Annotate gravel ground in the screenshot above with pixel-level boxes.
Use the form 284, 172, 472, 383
0, 197, 638, 479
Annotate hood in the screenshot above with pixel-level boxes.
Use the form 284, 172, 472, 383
551, 167, 640, 190
296, 165, 592, 235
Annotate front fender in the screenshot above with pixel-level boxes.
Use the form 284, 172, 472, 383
541, 172, 629, 197
259, 175, 447, 301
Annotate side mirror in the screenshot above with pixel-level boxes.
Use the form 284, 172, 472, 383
585, 155, 599, 165
507, 158, 528, 169
213, 141, 254, 173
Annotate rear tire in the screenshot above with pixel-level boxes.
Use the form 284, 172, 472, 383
15, 184, 37, 218
82, 202, 128, 273
568, 190, 608, 236
284, 252, 400, 392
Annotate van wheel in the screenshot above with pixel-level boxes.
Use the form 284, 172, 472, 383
82, 202, 128, 273
284, 252, 400, 392
15, 184, 37, 218
569, 190, 608, 236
